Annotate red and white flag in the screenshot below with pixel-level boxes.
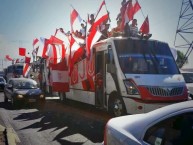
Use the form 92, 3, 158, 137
5, 55, 13, 61
46, 44, 65, 64
68, 35, 85, 75
23, 63, 31, 77
140, 16, 150, 34
36, 37, 50, 58
32, 38, 39, 54
54, 28, 71, 64
121, 0, 141, 30
86, 22, 102, 59
70, 8, 83, 33
19, 47, 26, 56
45, 35, 65, 64
93, 0, 109, 29
51, 60, 69, 92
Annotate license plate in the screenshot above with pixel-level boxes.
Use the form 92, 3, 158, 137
28, 99, 36, 102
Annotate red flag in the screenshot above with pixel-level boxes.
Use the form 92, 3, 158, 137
5, 55, 13, 61
25, 52, 31, 63
127, 1, 141, 20
19, 47, 26, 56
140, 16, 150, 34
70, 8, 83, 33
23, 63, 31, 77
25, 56, 31, 63
51, 60, 69, 92
93, 0, 109, 29
132, 1, 141, 15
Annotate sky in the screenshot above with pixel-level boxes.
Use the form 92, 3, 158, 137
0, 0, 192, 70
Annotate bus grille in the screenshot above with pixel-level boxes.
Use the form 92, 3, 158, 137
146, 86, 184, 96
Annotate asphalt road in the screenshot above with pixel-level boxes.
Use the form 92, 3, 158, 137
0, 92, 111, 145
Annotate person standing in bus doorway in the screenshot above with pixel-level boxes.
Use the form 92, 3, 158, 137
95, 68, 104, 108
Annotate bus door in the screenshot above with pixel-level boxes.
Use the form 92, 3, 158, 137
95, 51, 106, 107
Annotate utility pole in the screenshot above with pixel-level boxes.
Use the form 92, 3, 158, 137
174, 0, 193, 67
0, 59, 3, 70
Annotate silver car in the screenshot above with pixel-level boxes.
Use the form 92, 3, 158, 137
103, 100, 193, 145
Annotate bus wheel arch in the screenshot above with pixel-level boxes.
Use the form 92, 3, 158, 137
108, 91, 126, 117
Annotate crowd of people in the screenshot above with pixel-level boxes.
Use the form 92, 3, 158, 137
73, 3, 152, 42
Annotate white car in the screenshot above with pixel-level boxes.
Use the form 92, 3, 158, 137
180, 70, 193, 98
103, 100, 193, 145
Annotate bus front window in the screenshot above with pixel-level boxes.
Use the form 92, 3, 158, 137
114, 39, 179, 75
15, 66, 23, 75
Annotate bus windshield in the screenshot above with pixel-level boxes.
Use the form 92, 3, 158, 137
114, 39, 179, 74
15, 65, 23, 75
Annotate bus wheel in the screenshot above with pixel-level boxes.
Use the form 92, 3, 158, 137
108, 94, 126, 117
59, 92, 66, 103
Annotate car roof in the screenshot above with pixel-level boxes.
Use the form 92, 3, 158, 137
107, 100, 193, 141
9, 78, 35, 83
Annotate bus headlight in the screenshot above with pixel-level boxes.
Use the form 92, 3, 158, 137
17, 94, 24, 99
124, 80, 139, 95
39, 94, 44, 98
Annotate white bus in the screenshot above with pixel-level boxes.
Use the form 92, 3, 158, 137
57, 37, 188, 116
6, 63, 24, 81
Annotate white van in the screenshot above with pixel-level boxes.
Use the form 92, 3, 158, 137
180, 69, 193, 98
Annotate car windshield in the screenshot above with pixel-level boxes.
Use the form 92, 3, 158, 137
0, 71, 4, 76
114, 39, 180, 74
13, 80, 38, 89
0, 78, 5, 83
182, 73, 193, 83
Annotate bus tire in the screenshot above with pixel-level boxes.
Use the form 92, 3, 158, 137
59, 92, 66, 103
108, 93, 126, 117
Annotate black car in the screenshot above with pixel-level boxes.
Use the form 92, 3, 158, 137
0, 77, 6, 91
4, 78, 45, 108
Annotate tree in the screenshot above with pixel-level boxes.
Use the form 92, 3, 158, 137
176, 50, 188, 68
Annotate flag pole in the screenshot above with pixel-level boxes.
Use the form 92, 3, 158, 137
136, 0, 146, 19
104, 0, 111, 22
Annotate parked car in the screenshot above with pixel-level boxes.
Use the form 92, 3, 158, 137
0, 77, 6, 91
0, 71, 4, 77
180, 70, 193, 98
4, 78, 45, 108
103, 100, 193, 145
